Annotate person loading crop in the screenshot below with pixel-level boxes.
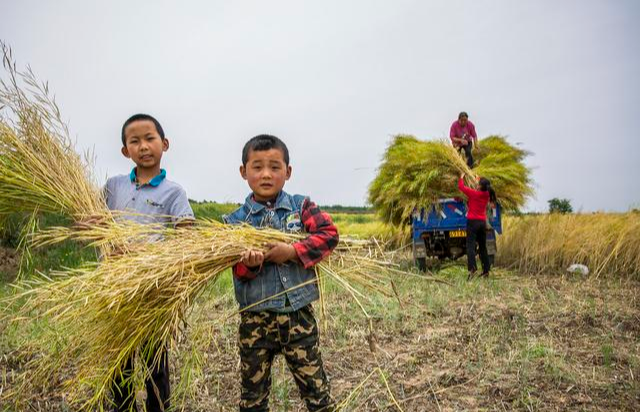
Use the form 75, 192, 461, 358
458, 173, 496, 279
450, 111, 478, 168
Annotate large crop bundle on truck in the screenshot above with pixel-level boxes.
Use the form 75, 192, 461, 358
368, 135, 532, 226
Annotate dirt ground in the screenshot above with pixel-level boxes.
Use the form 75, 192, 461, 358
0, 247, 18, 282
2, 269, 639, 411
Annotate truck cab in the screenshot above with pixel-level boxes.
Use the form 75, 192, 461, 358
411, 199, 502, 271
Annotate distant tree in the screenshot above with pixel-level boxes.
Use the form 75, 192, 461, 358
548, 198, 573, 214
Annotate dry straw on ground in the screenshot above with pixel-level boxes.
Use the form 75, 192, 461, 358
498, 212, 640, 278
368, 134, 533, 225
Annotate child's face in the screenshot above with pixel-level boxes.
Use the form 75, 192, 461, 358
240, 148, 291, 202
121, 120, 169, 171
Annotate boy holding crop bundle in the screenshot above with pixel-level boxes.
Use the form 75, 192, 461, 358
223, 134, 338, 412
105, 113, 194, 411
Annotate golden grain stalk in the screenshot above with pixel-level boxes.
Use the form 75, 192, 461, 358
498, 213, 640, 278
0, 42, 108, 222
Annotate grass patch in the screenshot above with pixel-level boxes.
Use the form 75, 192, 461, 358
190, 201, 238, 221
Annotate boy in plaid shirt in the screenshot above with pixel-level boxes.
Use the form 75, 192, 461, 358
223, 134, 338, 412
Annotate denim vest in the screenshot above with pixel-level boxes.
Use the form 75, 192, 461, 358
223, 191, 320, 312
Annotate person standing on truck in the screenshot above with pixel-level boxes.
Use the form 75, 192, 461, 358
450, 112, 478, 168
458, 173, 497, 279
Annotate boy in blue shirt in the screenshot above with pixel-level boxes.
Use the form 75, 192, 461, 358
105, 113, 194, 412
224, 135, 338, 412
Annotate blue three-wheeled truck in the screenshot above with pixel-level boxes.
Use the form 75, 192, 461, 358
411, 198, 502, 271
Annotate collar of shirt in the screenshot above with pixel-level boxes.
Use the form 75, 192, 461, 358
129, 168, 166, 188
245, 191, 293, 215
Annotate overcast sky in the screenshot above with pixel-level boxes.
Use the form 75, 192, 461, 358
2, 0, 639, 211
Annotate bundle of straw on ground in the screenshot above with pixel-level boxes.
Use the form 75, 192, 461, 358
368, 134, 533, 225
3, 220, 406, 410
497, 212, 640, 278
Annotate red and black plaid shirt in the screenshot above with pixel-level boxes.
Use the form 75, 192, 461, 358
234, 199, 339, 280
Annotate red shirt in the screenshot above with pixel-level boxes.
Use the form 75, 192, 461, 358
450, 120, 477, 147
458, 178, 489, 220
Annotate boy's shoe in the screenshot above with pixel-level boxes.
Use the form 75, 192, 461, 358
480, 272, 489, 278
467, 270, 476, 281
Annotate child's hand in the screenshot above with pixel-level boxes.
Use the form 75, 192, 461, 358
241, 249, 265, 268
264, 242, 298, 264
460, 173, 465, 179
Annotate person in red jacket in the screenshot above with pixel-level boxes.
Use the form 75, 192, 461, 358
458, 173, 497, 279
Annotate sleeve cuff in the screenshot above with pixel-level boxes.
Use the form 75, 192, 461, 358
233, 262, 258, 280
292, 242, 315, 269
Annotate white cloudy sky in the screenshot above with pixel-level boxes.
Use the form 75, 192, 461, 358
2, 0, 639, 211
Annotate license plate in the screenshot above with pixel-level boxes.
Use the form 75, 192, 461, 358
450, 230, 466, 238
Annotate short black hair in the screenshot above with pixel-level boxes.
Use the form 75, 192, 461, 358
458, 111, 469, 120
121, 113, 165, 146
242, 134, 290, 166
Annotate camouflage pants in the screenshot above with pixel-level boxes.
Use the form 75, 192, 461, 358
238, 305, 334, 412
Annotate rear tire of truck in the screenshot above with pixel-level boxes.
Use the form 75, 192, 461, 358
416, 257, 427, 272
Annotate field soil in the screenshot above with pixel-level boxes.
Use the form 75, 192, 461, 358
0, 247, 18, 282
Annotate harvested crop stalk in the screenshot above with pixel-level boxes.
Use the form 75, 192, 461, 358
498, 213, 640, 277
0, 42, 109, 222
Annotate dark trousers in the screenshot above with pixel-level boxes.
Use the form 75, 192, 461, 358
238, 306, 334, 412
112, 347, 170, 412
466, 219, 490, 274
458, 141, 474, 168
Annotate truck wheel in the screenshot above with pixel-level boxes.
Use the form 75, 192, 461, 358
416, 257, 427, 272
